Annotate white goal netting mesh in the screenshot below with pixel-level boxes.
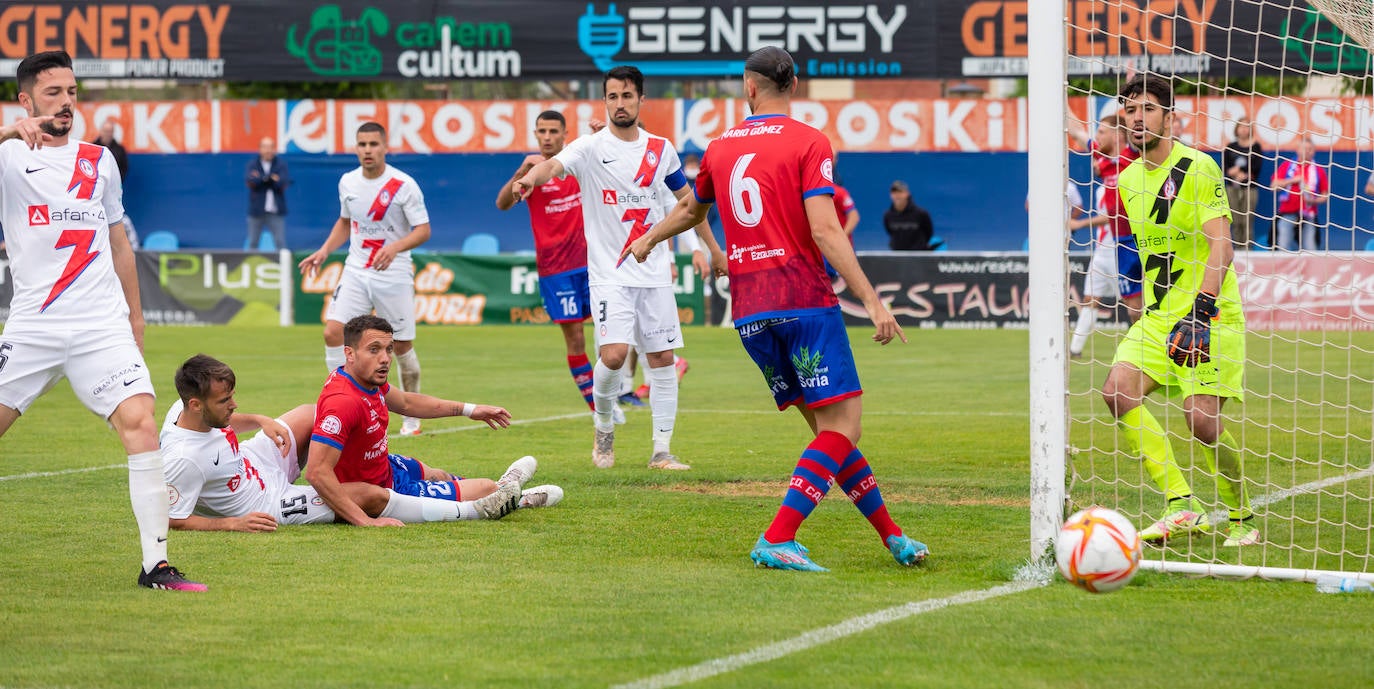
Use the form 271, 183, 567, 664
1061, 0, 1374, 577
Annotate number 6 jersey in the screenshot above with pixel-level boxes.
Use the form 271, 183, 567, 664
0, 139, 126, 329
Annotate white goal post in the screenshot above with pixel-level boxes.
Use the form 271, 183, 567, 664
1029, 0, 1374, 583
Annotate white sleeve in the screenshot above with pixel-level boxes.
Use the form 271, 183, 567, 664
553, 135, 591, 179
161, 440, 207, 520
402, 181, 430, 227
338, 177, 351, 219
101, 155, 126, 226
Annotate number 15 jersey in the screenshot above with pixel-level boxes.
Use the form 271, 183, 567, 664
0, 139, 126, 329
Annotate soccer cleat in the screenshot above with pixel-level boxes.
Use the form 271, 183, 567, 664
750, 535, 828, 572
675, 356, 690, 380
473, 480, 520, 520
519, 485, 564, 508
498, 455, 537, 489
1139, 509, 1211, 542
1222, 521, 1260, 546
593, 428, 615, 468
635, 383, 650, 400
648, 451, 691, 470
885, 534, 931, 567
611, 404, 626, 425
618, 392, 646, 407
399, 418, 422, 436
138, 561, 208, 592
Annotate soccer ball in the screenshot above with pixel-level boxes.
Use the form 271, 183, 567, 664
1055, 506, 1142, 593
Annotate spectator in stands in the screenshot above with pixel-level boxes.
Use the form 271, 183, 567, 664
93, 119, 129, 183
1271, 137, 1328, 251
1223, 119, 1265, 249
246, 137, 290, 250
883, 180, 935, 250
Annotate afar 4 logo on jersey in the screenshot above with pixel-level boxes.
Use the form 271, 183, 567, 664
28, 205, 49, 225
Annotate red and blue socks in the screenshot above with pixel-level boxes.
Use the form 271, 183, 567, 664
568, 354, 594, 410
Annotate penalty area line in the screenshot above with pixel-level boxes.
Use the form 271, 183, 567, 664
610, 580, 1044, 689
0, 463, 126, 482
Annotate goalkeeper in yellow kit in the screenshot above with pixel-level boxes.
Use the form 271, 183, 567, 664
1103, 74, 1257, 547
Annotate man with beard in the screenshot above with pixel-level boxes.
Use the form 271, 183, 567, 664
512, 66, 726, 471
1107, 75, 1256, 547
304, 316, 534, 526
0, 51, 205, 591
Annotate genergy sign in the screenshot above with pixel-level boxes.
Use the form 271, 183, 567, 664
0, 3, 230, 78
9, 96, 1374, 153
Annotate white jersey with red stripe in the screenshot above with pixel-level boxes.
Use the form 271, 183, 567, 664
338, 165, 429, 285
0, 139, 126, 329
160, 400, 291, 520
554, 127, 687, 288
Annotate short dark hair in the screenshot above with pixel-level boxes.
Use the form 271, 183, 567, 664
344, 315, 393, 348
1118, 74, 1173, 111
16, 50, 73, 94
174, 354, 236, 405
603, 65, 644, 96
744, 46, 796, 93
357, 121, 386, 138
535, 110, 566, 128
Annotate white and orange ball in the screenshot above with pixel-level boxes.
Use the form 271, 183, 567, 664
1055, 506, 1142, 593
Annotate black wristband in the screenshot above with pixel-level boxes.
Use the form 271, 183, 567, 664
1192, 292, 1218, 320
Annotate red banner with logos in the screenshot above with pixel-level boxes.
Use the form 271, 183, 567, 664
1235, 253, 1374, 331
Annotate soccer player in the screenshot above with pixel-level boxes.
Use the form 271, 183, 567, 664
162, 355, 560, 531
623, 46, 929, 571
1067, 113, 1143, 358
305, 315, 535, 526
494, 110, 600, 413
0, 51, 204, 591
1106, 74, 1256, 546
299, 122, 431, 437
512, 66, 725, 471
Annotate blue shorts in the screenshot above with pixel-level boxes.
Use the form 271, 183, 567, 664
388, 454, 462, 501
1115, 235, 1143, 298
539, 267, 591, 323
737, 309, 862, 410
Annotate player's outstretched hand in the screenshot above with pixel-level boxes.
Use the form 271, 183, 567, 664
1167, 293, 1217, 367
621, 234, 656, 264
230, 512, 279, 533
869, 305, 907, 345
364, 517, 405, 527
471, 405, 512, 429
0, 116, 55, 149
298, 250, 328, 277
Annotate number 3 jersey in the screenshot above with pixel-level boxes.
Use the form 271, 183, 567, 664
0, 139, 126, 329
338, 165, 429, 284
694, 114, 839, 325
554, 127, 687, 288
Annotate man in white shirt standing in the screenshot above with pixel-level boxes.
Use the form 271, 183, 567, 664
0, 50, 204, 591
514, 65, 725, 471
299, 122, 431, 436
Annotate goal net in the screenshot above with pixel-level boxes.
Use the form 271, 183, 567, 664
1030, 0, 1374, 582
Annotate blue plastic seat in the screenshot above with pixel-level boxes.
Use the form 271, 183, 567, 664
141, 231, 180, 251
461, 233, 500, 255
1364, 236, 1374, 252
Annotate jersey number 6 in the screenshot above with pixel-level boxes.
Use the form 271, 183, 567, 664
728, 153, 762, 227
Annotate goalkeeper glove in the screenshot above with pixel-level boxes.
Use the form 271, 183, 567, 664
1167, 292, 1218, 368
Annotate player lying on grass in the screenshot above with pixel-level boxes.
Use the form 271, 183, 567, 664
162, 354, 561, 531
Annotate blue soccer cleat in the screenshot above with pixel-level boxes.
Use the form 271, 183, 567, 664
886, 534, 930, 567
750, 535, 828, 572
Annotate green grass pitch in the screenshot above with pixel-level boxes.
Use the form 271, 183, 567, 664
1, 325, 1371, 689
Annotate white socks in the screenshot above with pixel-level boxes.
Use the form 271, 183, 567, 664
127, 450, 169, 571
325, 345, 345, 371
378, 490, 480, 522
646, 363, 678, 455
593, 359, 621, 431
1070, 306, 1097, 355
396, 349, 421, 393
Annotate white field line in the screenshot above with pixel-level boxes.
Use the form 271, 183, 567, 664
610, 581, 1045, 689
0, 463, 126, 482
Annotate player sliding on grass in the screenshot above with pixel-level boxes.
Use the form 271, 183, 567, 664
305, 315, 551, 526
0, 50, 203, 591
161, 354, 561, 531
623, 46, 928, 571
1105, 74, 1256, 546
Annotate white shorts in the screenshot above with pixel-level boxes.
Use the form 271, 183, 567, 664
325, 268, 417, 340
1083, 235, 1120, 299
241, 429, 335, 525
590, 284, 682, 353
0, 326, 156, 418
